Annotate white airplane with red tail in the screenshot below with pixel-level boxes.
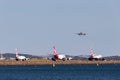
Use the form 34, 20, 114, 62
52, 46, 67, 61
15, 49, 29, 61
88, 48, 105, 61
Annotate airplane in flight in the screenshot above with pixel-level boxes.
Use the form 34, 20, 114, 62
76, 32, 86, 36
51, 46, 67, 61
15, 49, 29, 61
88, 48, 105, 61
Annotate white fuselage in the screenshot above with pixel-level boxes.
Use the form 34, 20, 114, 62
57, 54, 66, 59
17, 55, 26, 60
92, 54, 102, 59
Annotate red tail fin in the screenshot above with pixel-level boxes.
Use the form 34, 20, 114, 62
53, 46, 57, 55
53, 46, 59, 59
90, 48, 94, 58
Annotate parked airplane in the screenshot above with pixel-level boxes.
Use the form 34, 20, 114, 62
0, 51, 5, 60
15, 49, 29, 61
52, 46, 67, 61
88, 48, 105, 61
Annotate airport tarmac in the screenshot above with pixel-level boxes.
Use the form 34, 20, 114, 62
0, 59, 120, 65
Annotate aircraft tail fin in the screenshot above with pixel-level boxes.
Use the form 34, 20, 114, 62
15, 49, 19, 57
53, 46, 59, 59
90, 48, 94, 58
53, 46, 58, 55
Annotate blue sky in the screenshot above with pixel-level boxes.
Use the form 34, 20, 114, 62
0, 0, 120, 56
